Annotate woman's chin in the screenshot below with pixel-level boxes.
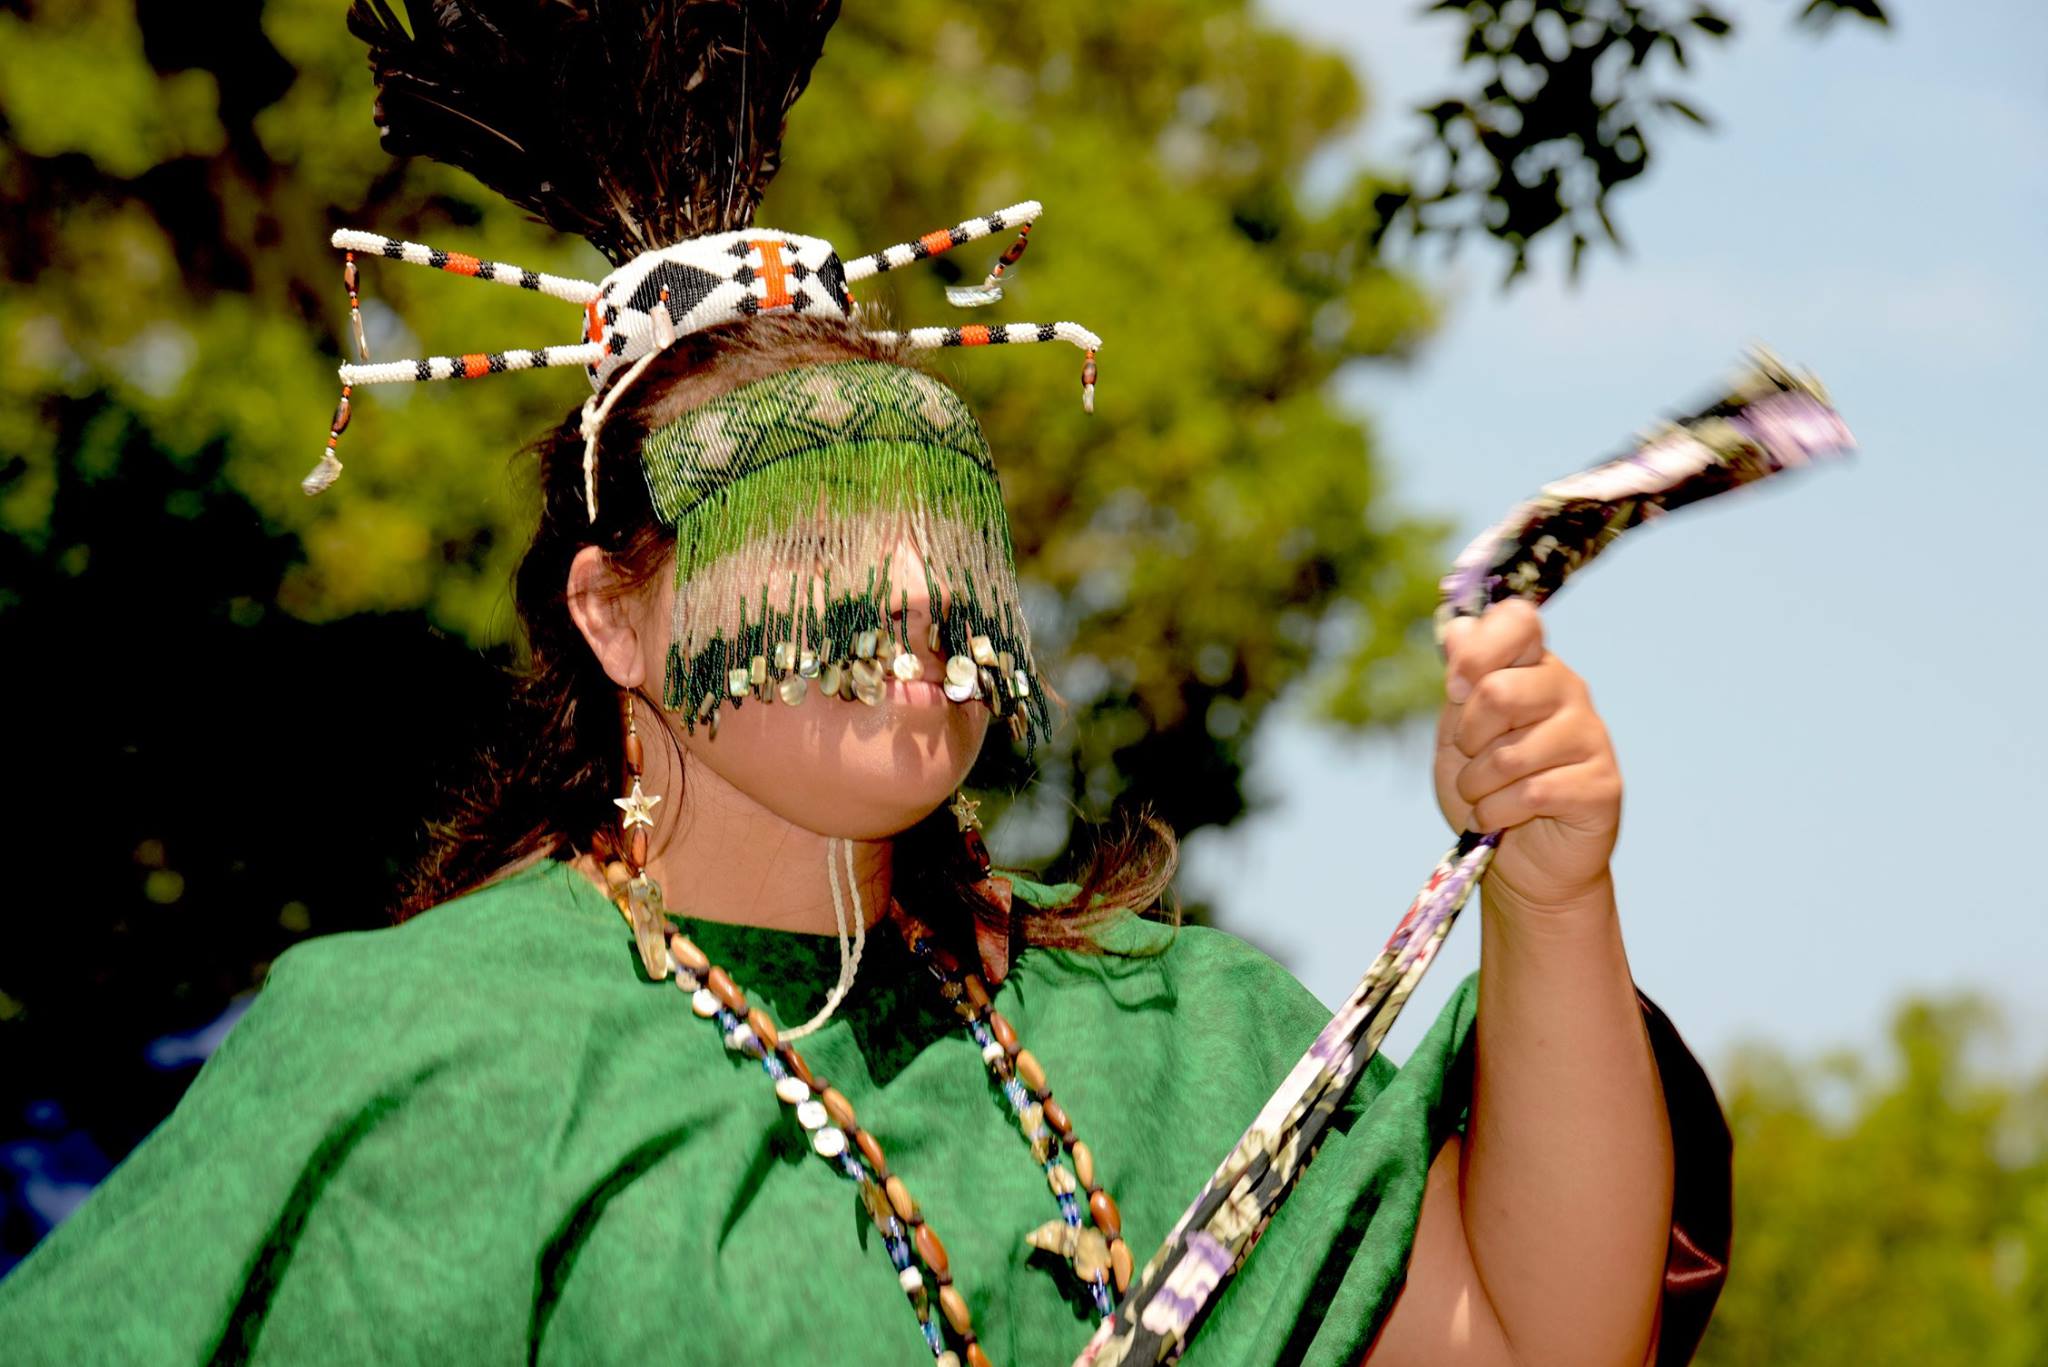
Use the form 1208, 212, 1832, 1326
679, 692, 989, 838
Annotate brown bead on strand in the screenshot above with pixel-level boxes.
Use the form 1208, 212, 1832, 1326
1088, 1188, 1122, 1241
988, 1011, 1020, 1055
706, 966, 746, 1015
886, 1175, 919, 1222
855, 1127, 888, 1174
962, 974, 992, 1015
777, 1044, 818, 1090
1081, 350, 1097, 415
343, 250, 368, 362
938, 1285, 974, 1337
914, 1222, 951, 1282
820, 1086, 858, 1132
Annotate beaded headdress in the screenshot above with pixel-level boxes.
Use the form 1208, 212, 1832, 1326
312, 0, 1095, 751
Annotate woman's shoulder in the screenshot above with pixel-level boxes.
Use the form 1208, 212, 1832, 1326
1005, 869, 1316, 992
1000, 869, 1334, 1062
250, 859, 629, 1042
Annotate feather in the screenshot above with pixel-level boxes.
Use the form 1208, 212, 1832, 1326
346, 0, 844, 263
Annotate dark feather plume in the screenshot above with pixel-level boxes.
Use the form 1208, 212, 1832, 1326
346, 0, 844, 263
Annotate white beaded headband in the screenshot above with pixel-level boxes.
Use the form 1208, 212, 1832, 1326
305, 200, 1102, 520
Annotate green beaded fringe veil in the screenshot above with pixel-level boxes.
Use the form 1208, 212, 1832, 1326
639, 360, 1052, 752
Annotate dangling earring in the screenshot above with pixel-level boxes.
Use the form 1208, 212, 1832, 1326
606, 694, 672, 980
950, 789, 1018, 983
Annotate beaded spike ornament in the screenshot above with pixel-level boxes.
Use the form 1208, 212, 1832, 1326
304, 202, 1098, 517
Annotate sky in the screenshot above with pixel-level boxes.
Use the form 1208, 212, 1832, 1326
1180, 1, 2048, 1071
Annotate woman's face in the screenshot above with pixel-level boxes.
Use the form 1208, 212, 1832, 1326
642, 532, 991, 839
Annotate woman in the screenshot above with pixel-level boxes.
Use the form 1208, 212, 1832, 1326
0, 4, 1728, 1364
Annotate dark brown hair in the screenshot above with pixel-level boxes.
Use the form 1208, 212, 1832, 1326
396, 314, 1178, 960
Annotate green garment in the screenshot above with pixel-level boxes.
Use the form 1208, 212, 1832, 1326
0, 858, 1478, 1366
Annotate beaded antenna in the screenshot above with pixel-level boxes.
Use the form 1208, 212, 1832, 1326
1076, 349, 1856, 1367
304, 202, 1101, 515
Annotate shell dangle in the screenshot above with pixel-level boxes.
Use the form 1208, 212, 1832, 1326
603, 696, 671, 980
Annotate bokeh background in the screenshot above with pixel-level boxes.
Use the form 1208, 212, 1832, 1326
3, 1, 2043, 1359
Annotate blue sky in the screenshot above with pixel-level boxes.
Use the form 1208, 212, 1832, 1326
1180, 1, 2048, 1069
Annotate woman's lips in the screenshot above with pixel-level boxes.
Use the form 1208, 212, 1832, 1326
885, 675, 947, 705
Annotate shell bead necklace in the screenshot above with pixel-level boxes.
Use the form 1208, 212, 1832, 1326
601, 702, 1130, 1364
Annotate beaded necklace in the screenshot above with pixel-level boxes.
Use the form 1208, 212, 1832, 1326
599, 705, 1133, 1365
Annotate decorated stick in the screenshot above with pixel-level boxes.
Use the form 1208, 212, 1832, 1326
1074, 348, 1856, 1367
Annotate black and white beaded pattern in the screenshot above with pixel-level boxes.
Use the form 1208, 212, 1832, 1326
578, 230, 857, 393
842, 202, 1041, 280
340, 345, 606, 386
874, 321, 1103, 352
328, 230, 600, 304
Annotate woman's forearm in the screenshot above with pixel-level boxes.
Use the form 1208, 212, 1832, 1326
1461, 869, 1673, 1366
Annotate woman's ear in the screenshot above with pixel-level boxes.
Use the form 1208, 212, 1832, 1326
566, 545, 647, 690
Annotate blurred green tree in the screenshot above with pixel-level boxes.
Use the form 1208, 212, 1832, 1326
1378, 0, 1891, 281
1697, 995, 2048, 1366
0, 1, 1449, 1247
0, 0, 1898, 1266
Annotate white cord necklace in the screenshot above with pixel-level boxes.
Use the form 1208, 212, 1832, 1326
779, 836, 869, 1042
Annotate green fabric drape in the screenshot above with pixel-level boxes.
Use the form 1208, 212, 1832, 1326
0, 859, 1476, 1365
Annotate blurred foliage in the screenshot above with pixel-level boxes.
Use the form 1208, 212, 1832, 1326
0, 0, 1901, 1271
1697, 995, 2048, 1366
0, 0, 1452, 1248
1378, 0, 1890, 281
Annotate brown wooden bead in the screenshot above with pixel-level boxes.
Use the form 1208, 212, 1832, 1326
1089, 1188, 1122, 1239
628, 827, 649, 868
745, 1008, 779, 1052
1110, 1237, 1134, 1293
821, 1086, 858, 1131
938, 1285, 973, 1337
706, 966, 746, 1014
988, 1011, 1019, 1054
1014, 1049, 1047, 1095
886, 1175, 919, 1222
624, 728, 643, 771
962, 976, 992, 1013
856, 1127, 888, 1173
914, 1223, 950, 1280
668, 934, 709, 974
1071, 1141, 1095, 1190
1042, 1096, 1072, 1140
779, 1047, 817, 1089
966, 1344, 993, 1367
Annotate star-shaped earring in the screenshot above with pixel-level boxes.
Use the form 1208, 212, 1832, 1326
949, 789, 982, 832
615, 778, 662, 831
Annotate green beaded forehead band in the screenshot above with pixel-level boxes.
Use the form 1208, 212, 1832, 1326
643, 360, 1051, 752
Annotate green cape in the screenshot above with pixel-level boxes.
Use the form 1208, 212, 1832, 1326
0, 859, 1477, 1365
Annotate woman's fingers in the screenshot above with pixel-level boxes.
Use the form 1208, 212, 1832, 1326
1445, 660, 1580, 758
1469, 757, 1620, 833
1454, 713, 1598, 808
1442, 600, 1545, 703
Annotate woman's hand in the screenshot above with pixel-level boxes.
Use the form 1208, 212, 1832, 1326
1433, 600, 1622, 913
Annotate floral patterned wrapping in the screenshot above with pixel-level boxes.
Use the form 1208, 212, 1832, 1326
1074, 349, 1854, 1367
